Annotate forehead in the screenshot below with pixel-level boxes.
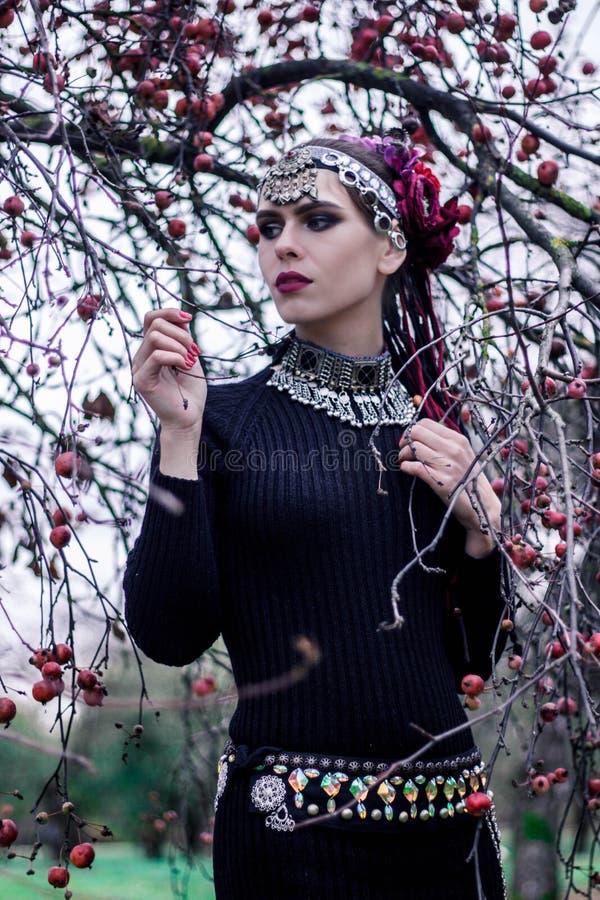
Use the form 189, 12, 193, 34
257, 169, 354, 213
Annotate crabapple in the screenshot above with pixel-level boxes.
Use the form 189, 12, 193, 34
588, 778, 600, 796
537, 161, 558, 186
509, 543, 537, 570
32, 679, 59, 703
49, 526, 71, 549
3, 196, 24, 217
445, 13, 466, 33
52, 508, 71, 526
246, 224, 260, 244
554, 542, 567, 558
567, 379, 586, 399
464, 695, 481, 710
154, 191, 173, 210
507, 655, 522, 670
41, 661, 62, 680
77, 669, 97, 690
0, 698, 17, 724
554, 768, 568, 783
461, 674, 485, 696
83, 685, 105, 707
0, 819, 18, 847
540, 702, 559, 722
191, 675, 216, 697
55, 643, 73, 664
531, 31, 552, 50
47, 866, 70, 888
167, 218, 186, 238
531, 774, 550, 794
193, 153, 214, 172
70, 842, 95, 868
521, 134, 540, 155
465, 792, 491, 816
557, 696, 577, 716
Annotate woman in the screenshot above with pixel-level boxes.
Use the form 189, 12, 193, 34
124, 133, 507, 899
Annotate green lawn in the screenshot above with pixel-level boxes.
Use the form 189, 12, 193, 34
0, 844, 215, 899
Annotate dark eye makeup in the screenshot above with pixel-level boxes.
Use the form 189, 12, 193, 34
257, 212, 340, 240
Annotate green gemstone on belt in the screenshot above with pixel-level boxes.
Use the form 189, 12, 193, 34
273, 764, 288, 774
384, 805, 394, 822
446, 802, 455, 817
327, 797, 337, 814
410, 802, 418, 819
415, 775, 426, 785
403, 779, 418, 803
294, 792, 304, 809
350, 777, 368, 802
443, 776, 457, 801
425, 779, 438, 802
321, 773, 341, 797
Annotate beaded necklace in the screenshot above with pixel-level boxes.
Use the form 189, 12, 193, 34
266, 334, 414, 429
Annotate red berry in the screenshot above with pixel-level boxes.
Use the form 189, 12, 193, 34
465, 792, 491, 816
77, 669, 97, 690
582, 61, 596, 75
531, 774, 550, 794
521, 134, 540, 155
32, 679, 59, 703
47, 866, 70, 888
554, 767, 568, 782
70, 842, 95, 868
54, 451, 80, 478
588, 778, 600, 796
83, 684, 104, 707
193, 153, 214, 173
41, 661, 62, 680
457, 0, 479, 10
529, 0, 547, 10
537, 160, 558, 186
507, 654, 522, 670
501, 85, 516, 99
0, 697, 17, 724
464, 695, 481, 710
25, 362, 40, 376
567, 379, 586, 399
554, 542, 567, 558
0, 819, 18, 847
55, 643, 73, 664
540, 702, 559, 722
461, 674, 485, 696
445, 13, 466, 33
246, 224, 260, 245
77, 293, 101, 321
557, 696, 577, 716
167, 218, 186, 239
531, 31, 552, 51
154, 191, 173, 211
509, 543, 537, 569
51, 508, 71, 526
191, 675, 216, 697
3, 196, 24, 217
587, 633, 600, 655
541, 509, 566, 529
49, 526, 70, 549
0, 7, 15, 27
301, 4, 319, 22
457, 204, 472, 224
136, 80, 155, 100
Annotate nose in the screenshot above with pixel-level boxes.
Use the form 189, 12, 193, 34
273, 222, 303, 260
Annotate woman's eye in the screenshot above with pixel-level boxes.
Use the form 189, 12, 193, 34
306, 214, 337, 231
257, 222, 282, 240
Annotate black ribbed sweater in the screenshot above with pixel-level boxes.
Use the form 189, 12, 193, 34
123, 360, 506, 763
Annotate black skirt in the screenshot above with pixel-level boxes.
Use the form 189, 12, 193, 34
213, 768, 506, 900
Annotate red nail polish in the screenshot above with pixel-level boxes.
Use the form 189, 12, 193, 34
184, 357, 195, 368
179, 311, 193, 320
191, 342, 201, 355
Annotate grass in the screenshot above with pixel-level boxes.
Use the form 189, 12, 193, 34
0, 844, 216, 899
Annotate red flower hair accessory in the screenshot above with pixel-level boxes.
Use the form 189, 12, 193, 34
340, 133, 459, 269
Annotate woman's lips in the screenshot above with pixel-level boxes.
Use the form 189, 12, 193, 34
275, 272, 313, 293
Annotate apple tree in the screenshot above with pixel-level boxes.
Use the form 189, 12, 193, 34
0, 0, 599, 896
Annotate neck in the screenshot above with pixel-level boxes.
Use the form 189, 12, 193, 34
295, 321, 385, 359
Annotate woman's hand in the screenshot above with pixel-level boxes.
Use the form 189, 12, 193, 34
132, 308, 207, 437
398, 419, 501, 558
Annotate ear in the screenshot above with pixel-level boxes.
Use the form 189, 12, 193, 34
377, 220, 407, 275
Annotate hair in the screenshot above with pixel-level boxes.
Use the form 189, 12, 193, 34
299, 136, 457, 426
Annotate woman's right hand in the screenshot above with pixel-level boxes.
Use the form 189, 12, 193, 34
132, 308, 207, 436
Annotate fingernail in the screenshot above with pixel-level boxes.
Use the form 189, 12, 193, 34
179, 311, 193, 320
184, 357, 195, 368
191, 342, 201, 355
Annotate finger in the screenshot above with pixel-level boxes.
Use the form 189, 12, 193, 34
142, 307, 193, 334
133, 323, 199, 371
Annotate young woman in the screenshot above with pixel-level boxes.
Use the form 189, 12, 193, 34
124, 134, 507, 899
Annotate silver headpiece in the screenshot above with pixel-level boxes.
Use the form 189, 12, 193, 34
258, 145, 406, 251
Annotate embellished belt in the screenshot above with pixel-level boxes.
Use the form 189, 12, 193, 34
215, 742, 490, 833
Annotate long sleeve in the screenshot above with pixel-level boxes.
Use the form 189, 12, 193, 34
443, 526, 508, 688
123, 440, 221, 666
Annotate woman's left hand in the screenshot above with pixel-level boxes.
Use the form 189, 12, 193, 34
398, 419, 501, 558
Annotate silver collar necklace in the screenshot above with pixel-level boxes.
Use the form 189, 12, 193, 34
266, 334, 414, 429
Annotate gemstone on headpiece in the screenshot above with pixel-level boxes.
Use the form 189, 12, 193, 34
259, 147, 318, 205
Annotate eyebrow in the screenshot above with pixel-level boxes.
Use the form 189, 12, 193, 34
255, 200, 344, 222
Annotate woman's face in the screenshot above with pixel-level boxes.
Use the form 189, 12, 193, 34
256, 169, 403, 331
